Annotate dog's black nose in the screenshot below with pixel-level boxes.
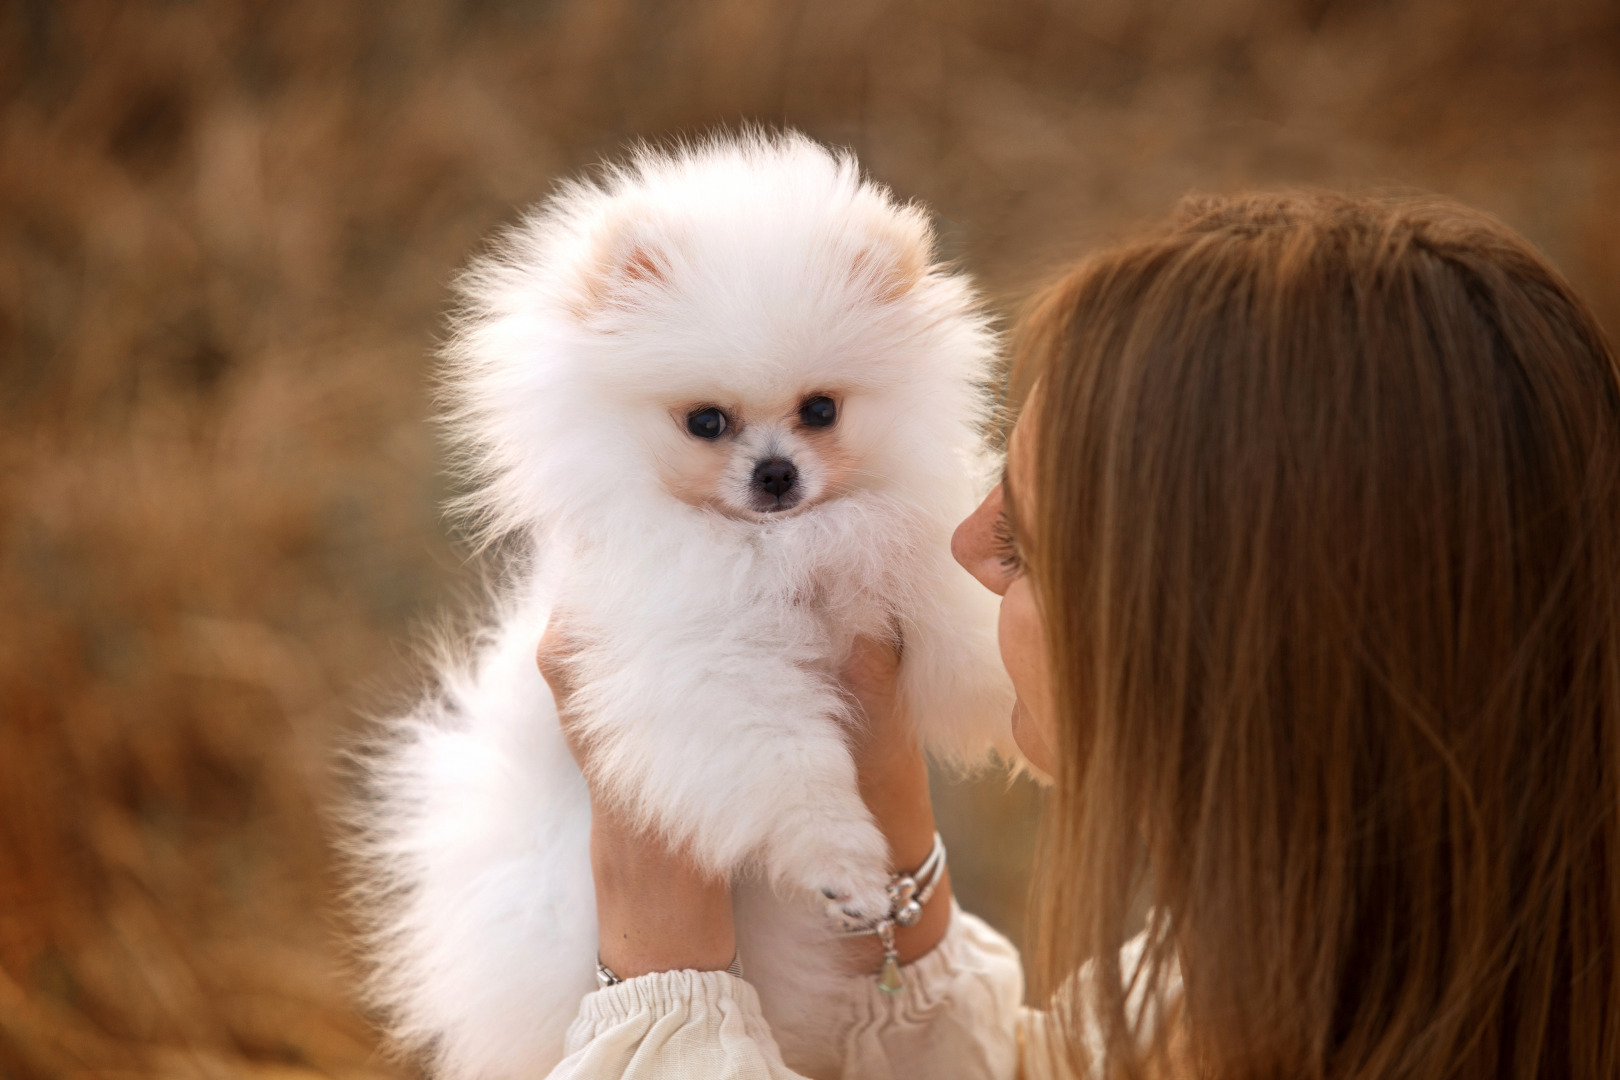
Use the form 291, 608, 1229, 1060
753, 457, 798, 498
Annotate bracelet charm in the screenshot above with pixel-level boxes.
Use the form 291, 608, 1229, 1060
876, 921, 904, 993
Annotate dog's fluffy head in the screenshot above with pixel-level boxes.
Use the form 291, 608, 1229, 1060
444, 130, 996, 544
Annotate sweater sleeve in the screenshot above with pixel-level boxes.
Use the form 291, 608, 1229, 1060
833, 907, 1025, 1079
551, 969, 800, 1080
549, 906, 1028, 1080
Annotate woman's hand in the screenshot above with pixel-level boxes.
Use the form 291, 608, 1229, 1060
538, 623, 736, 980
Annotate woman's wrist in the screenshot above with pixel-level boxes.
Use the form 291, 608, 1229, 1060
848, 730, 953, 968
590, 801, 736, 980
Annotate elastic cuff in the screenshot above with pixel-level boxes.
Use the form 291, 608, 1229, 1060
577, 967, 759, 1028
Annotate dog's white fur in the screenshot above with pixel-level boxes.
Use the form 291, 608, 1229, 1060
356, 131, 1013, 1080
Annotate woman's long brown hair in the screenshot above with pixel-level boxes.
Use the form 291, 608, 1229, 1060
1015, 193, 1620, 1079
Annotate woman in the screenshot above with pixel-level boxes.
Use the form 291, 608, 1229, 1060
542, 192, 1620, 1078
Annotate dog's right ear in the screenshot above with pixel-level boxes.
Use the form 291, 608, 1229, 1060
846, 207, 931, 304
572, 217, 675, 321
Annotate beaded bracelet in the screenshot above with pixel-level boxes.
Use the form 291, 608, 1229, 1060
831, 831, 948, 994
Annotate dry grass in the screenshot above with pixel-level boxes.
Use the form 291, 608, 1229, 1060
2, 1, 1617, 1076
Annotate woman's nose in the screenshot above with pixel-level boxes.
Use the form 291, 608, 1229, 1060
952, 484, 1013, 596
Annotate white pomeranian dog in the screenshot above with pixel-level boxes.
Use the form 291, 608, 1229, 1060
356, 130, 1013, 1080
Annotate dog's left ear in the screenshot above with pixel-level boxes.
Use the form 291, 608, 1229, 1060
847, 212, 931, 303
575, 216, 677, 319
613, 242, 669, 291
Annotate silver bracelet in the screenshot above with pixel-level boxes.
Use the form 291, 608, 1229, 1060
829, 831, 948, 995
595, 952, 744, 989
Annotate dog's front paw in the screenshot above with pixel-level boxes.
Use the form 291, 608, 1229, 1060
796, 831, 892, 929
819, 885, 892, 931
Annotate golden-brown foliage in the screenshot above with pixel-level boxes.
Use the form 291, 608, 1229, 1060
1, 1, 1616, 1076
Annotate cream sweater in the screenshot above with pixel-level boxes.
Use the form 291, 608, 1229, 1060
546, 907, 1090, 1080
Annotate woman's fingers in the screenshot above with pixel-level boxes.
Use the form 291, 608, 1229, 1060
842, 629, 903, 730
535, 618, 575, 699
844, 631, 901, 698
536, 617, 593, 769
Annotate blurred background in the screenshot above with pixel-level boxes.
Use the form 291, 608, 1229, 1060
1, 0, 1616, 1076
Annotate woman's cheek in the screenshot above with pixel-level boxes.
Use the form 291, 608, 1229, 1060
1000, 577, 1058, 775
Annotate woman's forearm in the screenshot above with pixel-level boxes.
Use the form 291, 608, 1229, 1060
590, 803, 737, 979
835, 635, 955, 969
846, 727, 954, 968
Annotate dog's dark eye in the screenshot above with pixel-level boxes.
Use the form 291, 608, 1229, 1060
799, 396, 837, 428
686, 407, 728, 439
